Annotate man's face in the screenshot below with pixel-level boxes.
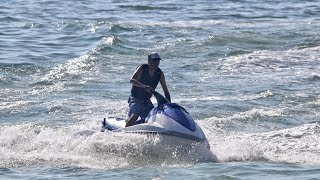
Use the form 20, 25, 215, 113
148, 60, 160, 69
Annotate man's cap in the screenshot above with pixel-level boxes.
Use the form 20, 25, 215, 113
148, 52, 161, 61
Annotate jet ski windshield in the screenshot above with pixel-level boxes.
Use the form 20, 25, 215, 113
162, 103, 196, 132
149, 91, 197, 132
146, 102, 197, 132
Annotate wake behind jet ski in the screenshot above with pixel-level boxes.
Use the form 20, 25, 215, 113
102, 91, 208, 143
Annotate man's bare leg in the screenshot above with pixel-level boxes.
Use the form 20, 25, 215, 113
125, 114, 139, 127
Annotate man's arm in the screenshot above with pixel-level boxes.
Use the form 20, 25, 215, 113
130, 66, 143, 86
160, 72, 171, 102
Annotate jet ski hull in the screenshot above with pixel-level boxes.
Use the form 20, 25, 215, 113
102, 91, 209, 143
102, 112, 208, 142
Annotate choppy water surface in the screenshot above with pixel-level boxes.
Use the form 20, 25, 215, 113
1, 0, 320, 179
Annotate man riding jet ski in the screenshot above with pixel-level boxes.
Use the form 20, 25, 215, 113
125, 52, 171, 127
101, 52, 208, 142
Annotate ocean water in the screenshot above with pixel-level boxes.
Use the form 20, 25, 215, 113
1, 0, 320, 179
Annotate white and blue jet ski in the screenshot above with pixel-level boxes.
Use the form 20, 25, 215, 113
101, 91, 208, 143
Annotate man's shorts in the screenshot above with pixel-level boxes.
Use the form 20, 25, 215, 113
127, 95, 154, 123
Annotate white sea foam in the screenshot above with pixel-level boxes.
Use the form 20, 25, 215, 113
178, 90, 273, 102
126, 19, 224, 29
101, 36, 116, 45
213, 46, 320, 76
200, 107, 284, 127
201, 122, 320, 165
43, 55, 97, 82
0, 101, 31, 111
26, 54, 99, 96
0, 121, 216, 169
1, 99, 318, 168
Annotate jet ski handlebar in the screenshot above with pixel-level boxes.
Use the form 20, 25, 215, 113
153, 91, 169, 105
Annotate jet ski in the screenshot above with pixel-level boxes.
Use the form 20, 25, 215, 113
101, 91, 208, 143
